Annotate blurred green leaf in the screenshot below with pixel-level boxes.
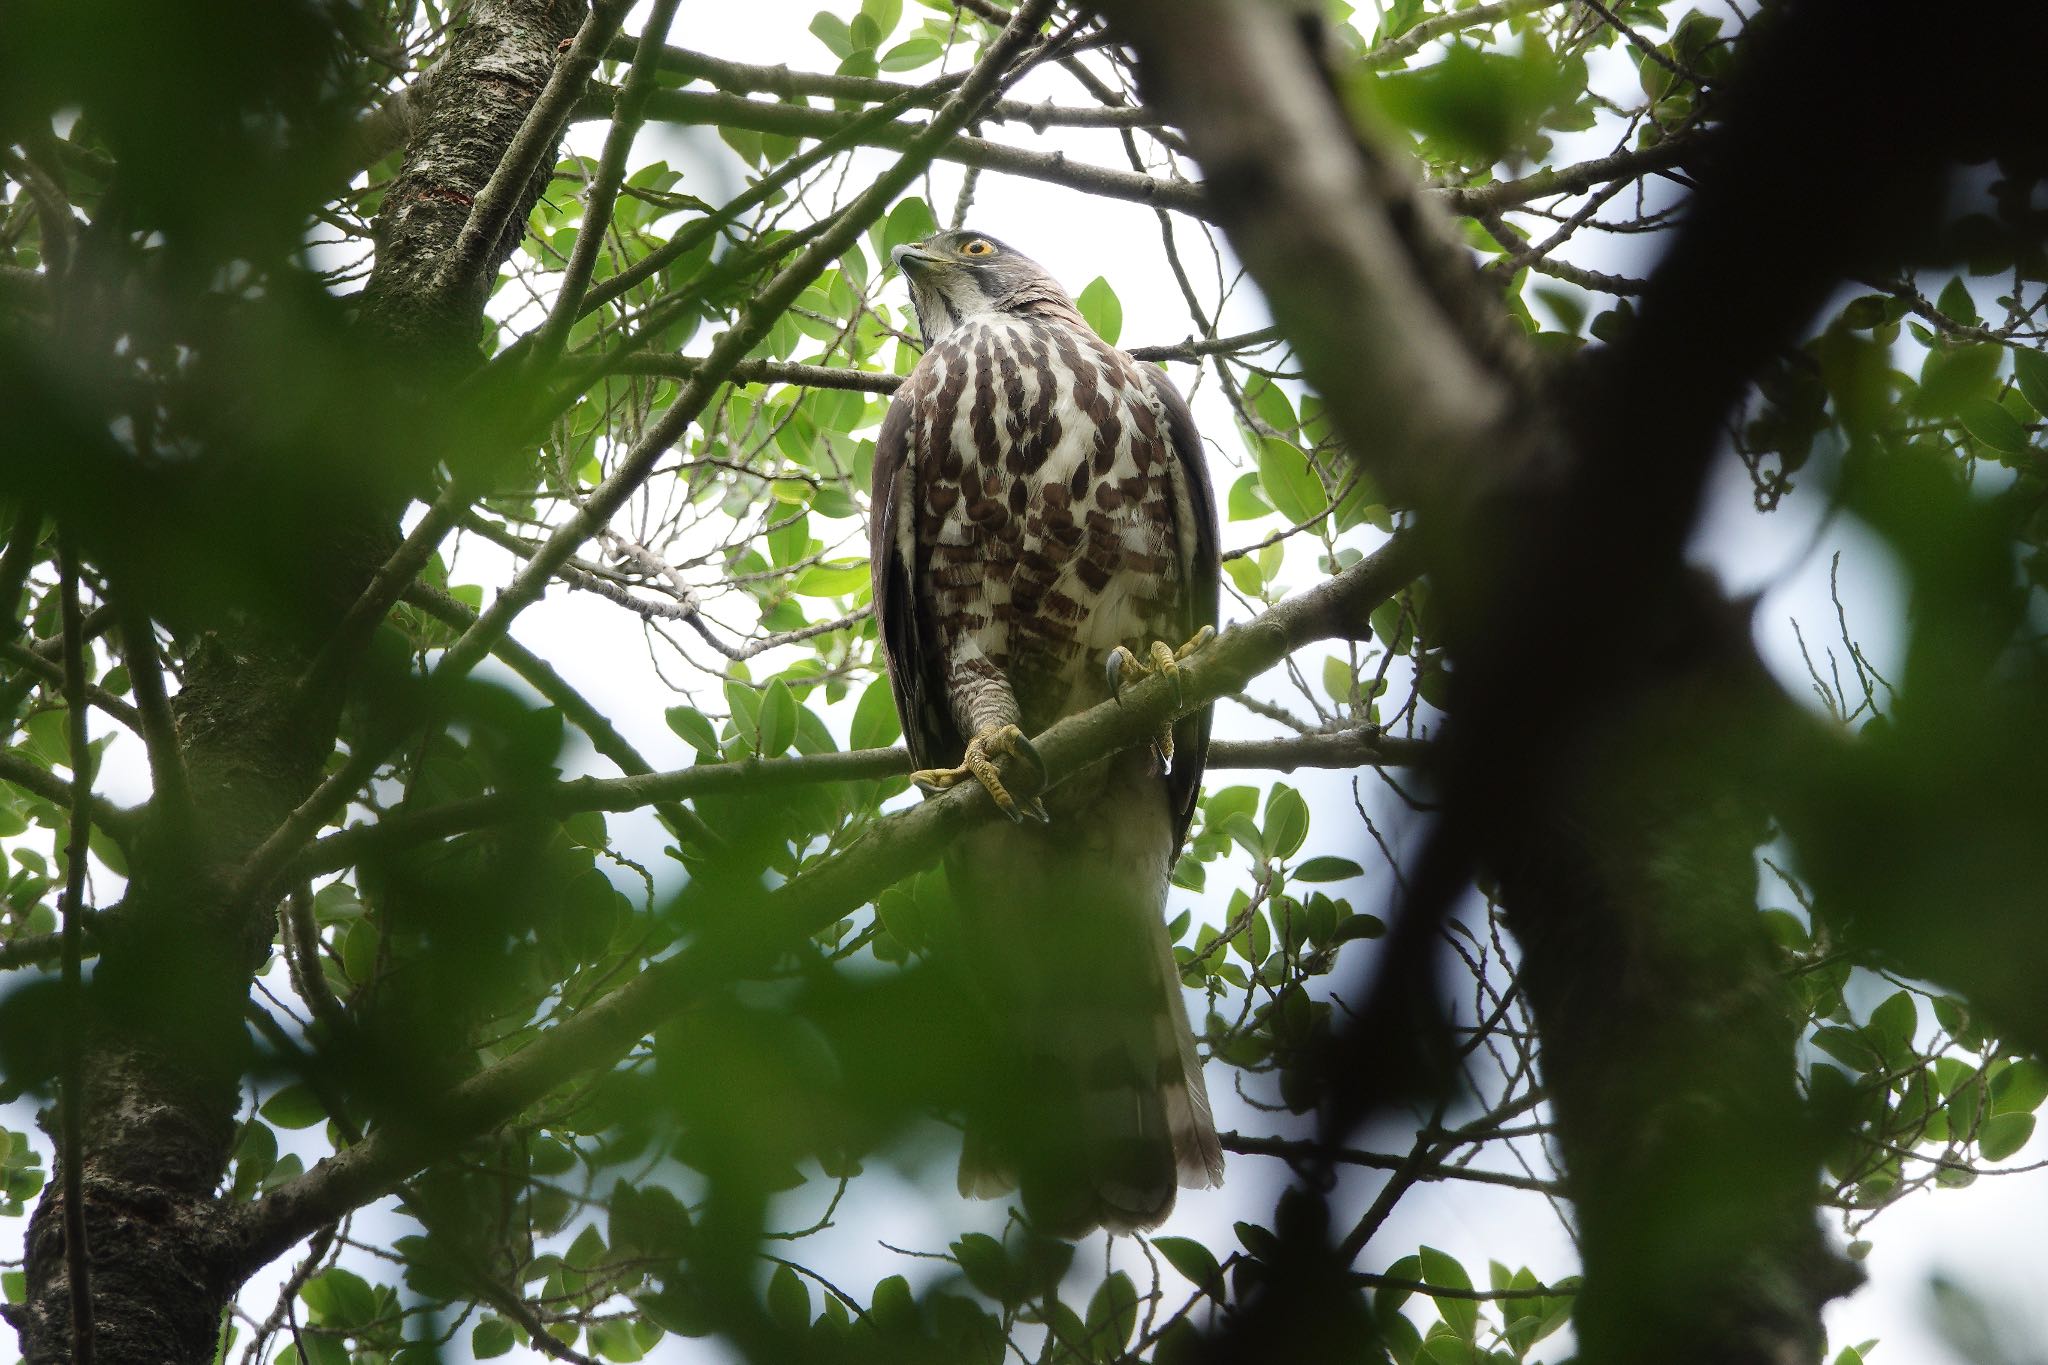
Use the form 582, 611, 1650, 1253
1958, 396, 2030, 453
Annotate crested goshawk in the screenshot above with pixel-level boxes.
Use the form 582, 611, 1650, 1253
869, 229, 1224, 1233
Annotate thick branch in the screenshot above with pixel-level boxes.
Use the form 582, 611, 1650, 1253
1097, 0, 1510, 516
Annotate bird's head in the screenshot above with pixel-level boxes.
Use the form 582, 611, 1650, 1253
891, 229, 1077, 343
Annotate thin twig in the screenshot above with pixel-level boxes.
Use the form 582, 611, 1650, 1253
530, 0, 684, 363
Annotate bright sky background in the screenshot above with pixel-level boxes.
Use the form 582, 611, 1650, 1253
10, 3, 2048, 1362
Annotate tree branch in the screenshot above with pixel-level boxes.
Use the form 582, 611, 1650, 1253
605, 325, 1283, 393
628, 86, 1210, 219
291, 721, 1431, 878
0, 751, 141, 848
530, 0, 683, 363
232, 0, 1067, 907
601, 36, 1163, 131
223, 534, 1422, 1275
435, 0, 632, 302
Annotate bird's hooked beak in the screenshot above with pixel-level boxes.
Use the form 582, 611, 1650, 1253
891, 243, 939, 275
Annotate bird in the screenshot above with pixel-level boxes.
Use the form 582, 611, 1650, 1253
868, 227, 1225, 1234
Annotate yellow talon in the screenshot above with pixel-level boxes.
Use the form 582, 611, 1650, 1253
910, 723, 1049, 822
1104, 626, 1216, 767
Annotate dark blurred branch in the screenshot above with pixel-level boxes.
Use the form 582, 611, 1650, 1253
1222, 1131, 1561, 1195
1440, 132, 1698, 215
0, 505, 43, 643
1, 640, 143, 731
1097, 1, 1512, 518
223, 533, 1421, 1274
1078, 0, 2039, 1360
114, 599, 188, 827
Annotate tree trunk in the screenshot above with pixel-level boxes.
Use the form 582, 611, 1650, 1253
12, 3, 583, 1358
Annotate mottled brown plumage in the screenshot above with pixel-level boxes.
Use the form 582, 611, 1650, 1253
870, 229, 1224, 1233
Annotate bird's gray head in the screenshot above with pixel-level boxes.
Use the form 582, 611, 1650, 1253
891, 229, 1081, 343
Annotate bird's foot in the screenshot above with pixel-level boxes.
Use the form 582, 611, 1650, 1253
910, 723, 1049, 823
1105, 626, 1216, 767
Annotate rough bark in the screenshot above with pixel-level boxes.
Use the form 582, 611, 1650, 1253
12, 2, 585, 1359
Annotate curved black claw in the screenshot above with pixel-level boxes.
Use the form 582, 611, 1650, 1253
1006, 729, 1048, 791
1104, 645, 1136, 706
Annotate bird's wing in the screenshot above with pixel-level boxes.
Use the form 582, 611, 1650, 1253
869, 383, 956, 772
1142, 364, 1219, 857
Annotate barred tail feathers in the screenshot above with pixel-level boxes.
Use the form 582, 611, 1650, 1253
947, 757, 1222, 1235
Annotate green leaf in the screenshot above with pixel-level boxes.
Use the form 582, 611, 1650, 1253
1265, 785, 1310, 860
1937, 275, 1979, 326
767, 1264, 810, 1330
879, 36, 941, 70
1223, 557, 1265, 597
757, 680, 799, 756
1979, 1111, 2035, 1161
2012, 346, 2048, 416
1227, 471, 1273, 522
952, 1232, 1016, 1304
1869, 989, 1918, 1056
880, 197, 939, 255
1083, 1271, 1138, 1359
850, 678, 902, 750
592, 1319, 645, 1361
809, 11, 853, 57
1151, 1236, 1220, 1287
794, 559, 869, 597
1322, 654, 1355, 705
1075, 276, 1123, 345
1418, 1246, 1477, 1340
666, 706, 721, 758
860, 0, 902, 38
1959, 396, 2030, 453
1993, 1059, 2048, 1115
260, 1084, 327, 1131
1294, 856, 1364, 883
1222, 813, 1266, 859
1917, 342, 2001, 415
472, 1319, 516, 1358
724, 680, 761, 750
1812, 1025, 1881, 1074
302, 1268, 375, 1329
1256, 437, 1327, 525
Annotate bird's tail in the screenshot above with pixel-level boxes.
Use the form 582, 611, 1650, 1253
947, 755, 1224, 1235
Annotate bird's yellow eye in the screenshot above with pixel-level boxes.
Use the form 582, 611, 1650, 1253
960, 239, 996, 257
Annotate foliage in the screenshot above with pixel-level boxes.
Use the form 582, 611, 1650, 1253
1, 0, 2045, 1362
